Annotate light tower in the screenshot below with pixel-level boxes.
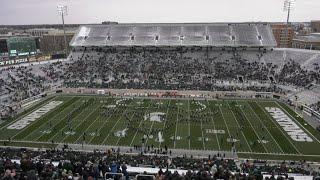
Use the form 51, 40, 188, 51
57, 4, 68, 56
283, 0, 295, 24
282, 0, 295, 47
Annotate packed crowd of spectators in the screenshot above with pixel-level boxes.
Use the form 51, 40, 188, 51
1, 47, 320, 119
0, 62, 63, 119
1, 147, 319, 180
63, 47, 320, 90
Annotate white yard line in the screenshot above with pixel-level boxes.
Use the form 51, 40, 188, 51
200, 103, 206, 151
145, 100, 161, 145
18, 97, 76, 140
73, 99, 111, 143
235, 101, 269, 153
74, 98, 112, 143
129, 115, 145, 146
48, 101, 97, 142
174, 104, 179, 149
188, 99, 191, 150
116, 112, 136, 146
144, 118, 156, 145
20, 98, 80, 140
255, 102, 301, 154
205, 100, 221, 151
245, 101, 284, 153
87, 99, 117, 144
226, 102, 253, 153
101, 100, 134, 144
129, 101, 152, 146
218, 106, 231, 137
237, 151, 320, 157
158, 99, 170, 148
75, 113, 101, 144
59, 103, 101, 143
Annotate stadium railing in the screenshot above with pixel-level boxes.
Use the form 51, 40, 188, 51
105, 172, 124, 180
136, 174, 155, 180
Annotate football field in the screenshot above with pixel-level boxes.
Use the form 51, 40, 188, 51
1, 95, 320, 160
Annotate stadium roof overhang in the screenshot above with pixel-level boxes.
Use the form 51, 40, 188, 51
70, 23, 277, 48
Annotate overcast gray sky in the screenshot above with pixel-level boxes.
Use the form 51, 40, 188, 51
1, 0, 319, 25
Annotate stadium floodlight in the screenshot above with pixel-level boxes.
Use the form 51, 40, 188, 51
282, 0, 295, 47
57, 4, 68, 55
283, 0, 295, 24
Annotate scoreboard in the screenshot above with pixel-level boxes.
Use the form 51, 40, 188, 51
0, 39, 8, 54
7, 37, 37, 57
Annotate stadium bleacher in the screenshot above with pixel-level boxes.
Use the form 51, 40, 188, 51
70, 23, 277, 47
0, 147, 318, 180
